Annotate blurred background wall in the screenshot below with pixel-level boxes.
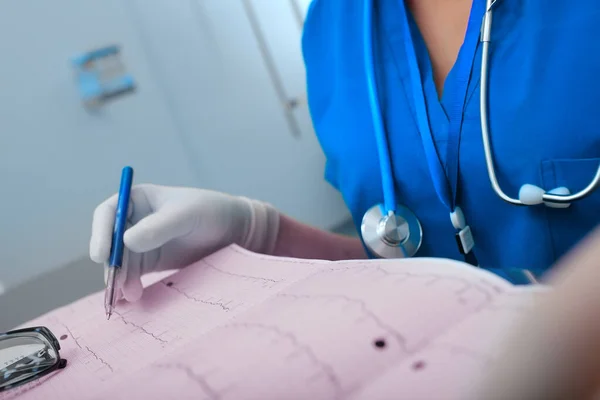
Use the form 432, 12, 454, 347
0, 0, 357, 330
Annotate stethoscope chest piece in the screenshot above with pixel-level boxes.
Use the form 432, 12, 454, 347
361, 203, 423, 259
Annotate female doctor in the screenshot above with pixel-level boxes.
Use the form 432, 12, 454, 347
89, 0, 600, 302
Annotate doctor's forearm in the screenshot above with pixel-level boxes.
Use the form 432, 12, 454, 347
271, 214, 368, 260
471, 226, 600, 400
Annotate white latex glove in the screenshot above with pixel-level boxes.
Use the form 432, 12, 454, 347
89, 184, 280, 302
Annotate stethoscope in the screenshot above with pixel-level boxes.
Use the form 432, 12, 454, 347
360, 0, 600, 261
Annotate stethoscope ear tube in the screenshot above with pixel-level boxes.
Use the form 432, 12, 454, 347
479, 0, 600, 206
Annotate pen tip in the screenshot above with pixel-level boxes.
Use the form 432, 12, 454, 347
106, 313, 111, 320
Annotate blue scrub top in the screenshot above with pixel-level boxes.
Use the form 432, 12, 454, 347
302, 0, 600, 282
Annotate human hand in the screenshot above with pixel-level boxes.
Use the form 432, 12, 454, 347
89, 184, 279, 302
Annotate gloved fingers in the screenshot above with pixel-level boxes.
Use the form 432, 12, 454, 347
121, 250, 144, 303
121, 275, 143, 303
90, 193, 134, 264
124, 206, 196, 253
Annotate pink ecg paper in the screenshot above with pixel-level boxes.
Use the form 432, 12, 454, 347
1, 245, 546, 400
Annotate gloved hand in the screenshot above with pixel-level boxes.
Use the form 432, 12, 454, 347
89, 184, 280, 302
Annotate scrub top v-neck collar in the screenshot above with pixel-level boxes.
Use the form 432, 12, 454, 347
377, 0, 486, 264
380, 0, 485, 173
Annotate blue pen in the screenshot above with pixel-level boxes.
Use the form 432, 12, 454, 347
104, 166, 134, 320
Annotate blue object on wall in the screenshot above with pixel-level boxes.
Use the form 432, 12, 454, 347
71, 45, 136, 108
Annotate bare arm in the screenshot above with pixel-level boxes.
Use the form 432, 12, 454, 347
471, 226, 600, 400
272, 214, 368, 261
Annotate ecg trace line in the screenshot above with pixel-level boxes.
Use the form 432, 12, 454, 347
393, 271, 494, 307
59, 323, 82, 350
161, 282, 232, 311
312, 266, 496, 300
300, 267, 495, 310
84, 346, 114, 372
276, 293, 409, 352
274, 271, 500, 379
154, 363, 220, 400
113, 311, 167, 344
374, 267, 495, 294
57, 322, 114, 374
222, 322, 344, 397
227, 246, 515, 297
200, 259, 282, 284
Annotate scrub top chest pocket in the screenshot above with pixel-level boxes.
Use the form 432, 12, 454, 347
541, 158, 600, 260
